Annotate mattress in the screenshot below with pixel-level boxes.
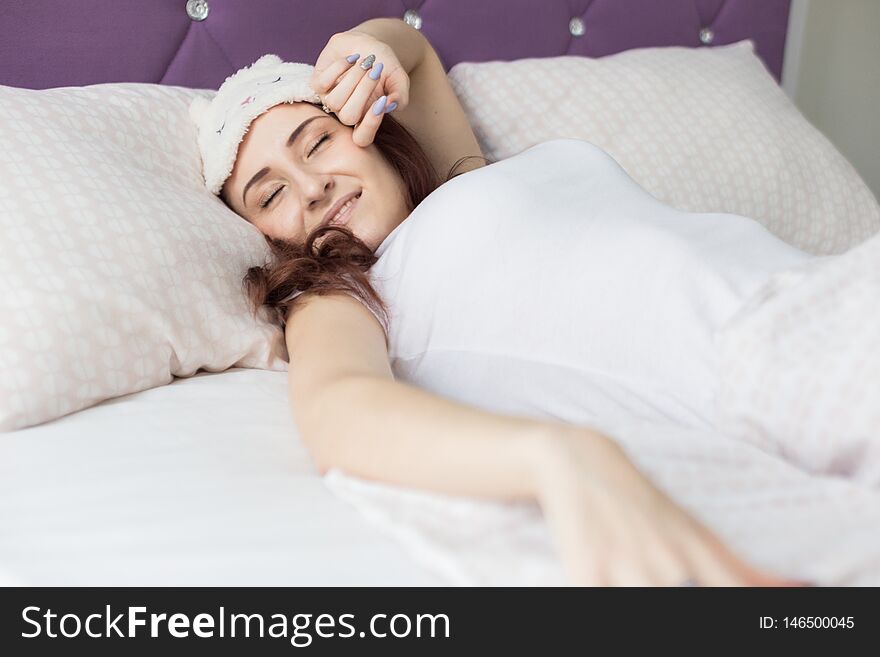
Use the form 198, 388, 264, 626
0, 368, 443, 586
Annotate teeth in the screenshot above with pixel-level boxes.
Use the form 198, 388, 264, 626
332, 195, 358, 222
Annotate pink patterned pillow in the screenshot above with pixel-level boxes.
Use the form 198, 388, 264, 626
449, 41, 879, 255
0, 83, 286, 431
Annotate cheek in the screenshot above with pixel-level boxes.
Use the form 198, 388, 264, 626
369, 155, 407, 208
249, 211, 281, 239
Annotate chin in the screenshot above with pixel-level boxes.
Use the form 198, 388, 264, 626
360, 232, 382, 253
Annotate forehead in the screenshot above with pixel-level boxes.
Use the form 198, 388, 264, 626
226, 102, 326, 191
247, 101, 324, 143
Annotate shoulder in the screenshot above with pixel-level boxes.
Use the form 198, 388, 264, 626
284, 291, 394, 386
284, 291, 389, 362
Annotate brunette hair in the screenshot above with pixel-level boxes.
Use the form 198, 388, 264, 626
236, 111, 488, 338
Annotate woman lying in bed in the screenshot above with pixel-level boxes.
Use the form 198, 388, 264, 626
190, 18, 809, 587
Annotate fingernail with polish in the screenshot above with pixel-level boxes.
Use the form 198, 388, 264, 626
384, 101, 398, 113
369, 62, 384, 81
372, 95, 388, 116
346, 53, 360, 63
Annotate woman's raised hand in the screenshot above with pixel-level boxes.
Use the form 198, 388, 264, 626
310, 30, 411, 147
536, 425, 811, 587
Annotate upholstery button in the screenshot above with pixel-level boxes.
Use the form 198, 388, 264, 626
186, 0, 209, 22
403, 9, 423, 30
699, 27, 714, 44
569, 17, 586, 37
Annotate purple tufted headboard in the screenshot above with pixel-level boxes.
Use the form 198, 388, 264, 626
1, 0, 790, 91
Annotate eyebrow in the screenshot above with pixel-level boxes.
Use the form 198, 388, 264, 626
241, 115, 330, 207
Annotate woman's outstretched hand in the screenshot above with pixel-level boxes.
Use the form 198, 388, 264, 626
535, 425, 811, 587
310, 30, 411, 147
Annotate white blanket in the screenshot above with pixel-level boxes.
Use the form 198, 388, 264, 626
323, 140, 880, 585
718, 230, 880, 485
325, 414, 880, 586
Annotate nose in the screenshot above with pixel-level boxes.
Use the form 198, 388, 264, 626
304, 177, 333, 210
300, 176, 333, 232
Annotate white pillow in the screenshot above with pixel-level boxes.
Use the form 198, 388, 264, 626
369, 139, 810, 430
0, 83, 285, 431
448, 41, 880, 256
716, 231, 880, 486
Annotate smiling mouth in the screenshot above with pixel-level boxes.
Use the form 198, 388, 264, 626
328, 192, 361, 226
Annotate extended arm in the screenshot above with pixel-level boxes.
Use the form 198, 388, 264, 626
287, 293, 565, 502
285, 293, 804, 587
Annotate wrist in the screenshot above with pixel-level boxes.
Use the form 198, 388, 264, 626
351, 18, 428, 73
531, 422, 624, 502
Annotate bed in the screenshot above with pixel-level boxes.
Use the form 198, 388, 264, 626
0, 368, 442, 585
3, 0, 880, 587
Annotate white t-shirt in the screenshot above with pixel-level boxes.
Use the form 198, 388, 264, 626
366, 139, 812, 429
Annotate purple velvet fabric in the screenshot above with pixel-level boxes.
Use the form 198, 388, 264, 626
0, 0, 790, 90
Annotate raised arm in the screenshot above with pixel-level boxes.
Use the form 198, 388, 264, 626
310, 17, 486, 179
285, 293, 804, 587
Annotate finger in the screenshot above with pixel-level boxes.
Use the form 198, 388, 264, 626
311, 52, 360, 94
701, 535, 807, 587
322, 55, 376, 113
643, 541, 695, 587
321, 60, 369, 113
683, 529, 770, 586
567, 556, 605, 587
351, 95, 389, 148
608, 561, 661, 587
747, 571, 811, 587
335, 62, 385, 126
355, 64, 407, 114
735, 559, 811, 587
378, 91, 400, 115
364, 80, 398, 117
380, 65, 411, 110
689, 560, 745, 587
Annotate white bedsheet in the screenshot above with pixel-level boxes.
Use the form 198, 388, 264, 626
4, 126, 872, 588
0, 368, 442, 586
5, 367, 878, 587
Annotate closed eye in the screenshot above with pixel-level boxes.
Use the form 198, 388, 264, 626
309, 132, 330, 156
259, 187, 281, 209
258, 132, 332, 209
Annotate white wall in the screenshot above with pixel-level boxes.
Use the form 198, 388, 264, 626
783, 0, 880, 201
